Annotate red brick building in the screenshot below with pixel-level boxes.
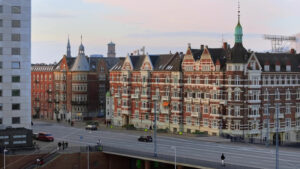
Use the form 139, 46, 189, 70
31, 39, 120, 121
31, 64, 55, 119
108, 14, 300, 143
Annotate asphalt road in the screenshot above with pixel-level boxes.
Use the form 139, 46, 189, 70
32, 121, 300, 169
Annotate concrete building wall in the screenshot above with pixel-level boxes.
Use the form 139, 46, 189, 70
0, 0, 31, 128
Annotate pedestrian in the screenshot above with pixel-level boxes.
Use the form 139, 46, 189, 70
65, 142, 68, 148
62, 141, 65, 150
58, 142, 61, 150
97, 139, 101, 145
221, 153, 225, 166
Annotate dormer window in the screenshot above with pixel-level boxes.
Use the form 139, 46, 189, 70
286, 65, 291, 72
275, 65, 280, 72
250, 62, 255, 70
264, 65, 269, 71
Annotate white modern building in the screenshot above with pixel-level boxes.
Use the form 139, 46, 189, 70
0, 0, 31, 129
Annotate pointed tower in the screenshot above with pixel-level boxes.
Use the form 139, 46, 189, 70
235, 1, 243, 44
228, 1, 248, 63
71, 36, 90, 71
66, 36, 71, 58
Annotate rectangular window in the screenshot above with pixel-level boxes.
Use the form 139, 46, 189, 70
12, 117, 20, 124
11, 6, 21, 14
12, 62, 20, 69
12, 76, 20, 82
0, 103, 2, 111
12, 103, 20, 110
0, 6, 3, 13
12, 48, 21, 55
12, 20, 21, 28
0, 33, 2, 41
0, 20, 2, 27
0, 62, 2, 69
0, 118, 2, 124
0, 76, 2, 82
12, 89, 20, 96
0, 48, 3, 55
11, 34, 21, 41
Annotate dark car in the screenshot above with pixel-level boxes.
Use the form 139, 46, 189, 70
37, 132, 54, 142
138, 136, 153, 142
32, 133, 38, 140
85, 125, 97, 131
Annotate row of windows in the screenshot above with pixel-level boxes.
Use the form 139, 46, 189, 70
0, 19, 21, 28
0, 89, 20, 97
0, 47, 21, 55
33, 74, 52, 81
0, 5, 21, 14
32, 84, 52, 90
0, 75, 20, 83
2, 61, 22, 69
0, 103, 20, 111
0, 33, 21, 41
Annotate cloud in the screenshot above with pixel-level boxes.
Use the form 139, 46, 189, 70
33, 11, 77, 18
127, 31, 262, 39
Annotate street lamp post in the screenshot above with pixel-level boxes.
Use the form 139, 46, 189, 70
275, 104, 279, 169
171, 146, 176, 169
154, 100, 157, 157
3, 148, 8, 169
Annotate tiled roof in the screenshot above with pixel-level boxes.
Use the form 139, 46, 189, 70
31, 64, 55, 72
256, 53, 300, 72
111, 53, 181, 71
54, 57, 76, 70
227, 43, 250, 63
89, 57, 123, 71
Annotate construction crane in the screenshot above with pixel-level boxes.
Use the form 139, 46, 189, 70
264, 34, 296, 53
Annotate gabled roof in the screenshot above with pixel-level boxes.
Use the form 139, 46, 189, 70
110, 58, 125, 71
54, 57, 76, 71
255, 53, 300, 72
190, 48, 227, 69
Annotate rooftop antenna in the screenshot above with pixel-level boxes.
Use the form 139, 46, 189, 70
238, 0, 240, 23
264, 35, 296, 53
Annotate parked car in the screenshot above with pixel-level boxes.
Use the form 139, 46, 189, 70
85, 125, 97, 131
37, 132, 54, 142
138, 136, 153, 142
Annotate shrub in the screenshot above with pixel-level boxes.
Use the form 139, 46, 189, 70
157, 128, 169, 133
123, 124, 136, 130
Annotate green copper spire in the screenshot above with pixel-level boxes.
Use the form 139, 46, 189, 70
235, 1, 243, 43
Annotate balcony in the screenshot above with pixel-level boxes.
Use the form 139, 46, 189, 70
249, 129, 260, 134
54, 99, 59, 103
114, 93, 120, 97
201, 99, 209, 104
34, 80, 39, 83
219, 100, 227, 105
274, 113, 284, 119
193, 98, 200, 104
122, 110, 130, 115
296, 112, 300, 118
184, 97, 192, 103
160, 108, 169, 114
152, 95, 160, 101
47, 89, 52, 93
71, 101, 88, 105
191, 112, 200, 117
131, 94, 139, 99
161, 96, 170, 101
248, 114, 260, 118
48, 99, 52, 103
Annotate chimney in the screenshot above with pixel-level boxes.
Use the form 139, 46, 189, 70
200, 45, 204, 50
290, 48, 296, 54
223, 42, 228, 50
188, 43, 191, 48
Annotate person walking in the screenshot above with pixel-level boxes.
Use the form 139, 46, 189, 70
221, 153, 225, 166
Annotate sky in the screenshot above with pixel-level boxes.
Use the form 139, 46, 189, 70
32, 0, 300, 63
